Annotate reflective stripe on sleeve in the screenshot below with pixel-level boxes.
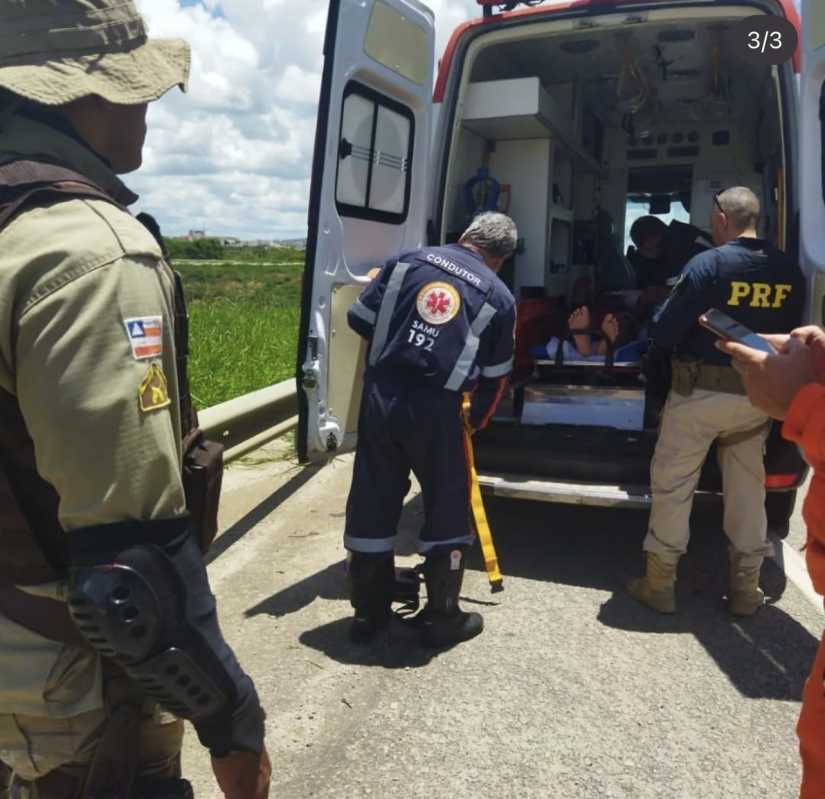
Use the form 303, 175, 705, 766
343, 535, 396, 554
350, 299, 377, 326
444, 302, 497, 391
369, 262, 411, 367
480, 357, 514, 379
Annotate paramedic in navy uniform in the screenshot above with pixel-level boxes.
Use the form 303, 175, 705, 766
344, 212, 518, 648
628, 187, 804, 617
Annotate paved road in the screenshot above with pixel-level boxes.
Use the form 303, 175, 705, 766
183, 444, 822, 798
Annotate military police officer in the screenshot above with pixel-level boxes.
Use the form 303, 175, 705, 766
0, 2, 270, 796
345, 212, 517, 648
628, 187, 804, 616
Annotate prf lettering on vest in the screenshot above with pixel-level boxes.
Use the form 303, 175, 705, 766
727, 282, 792, 309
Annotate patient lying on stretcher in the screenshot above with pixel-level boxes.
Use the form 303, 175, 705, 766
539, 306, 645, 365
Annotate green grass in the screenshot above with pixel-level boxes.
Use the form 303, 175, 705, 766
175, 261, 304, 408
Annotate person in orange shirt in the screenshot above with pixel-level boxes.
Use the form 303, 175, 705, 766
721, 326, 825, 799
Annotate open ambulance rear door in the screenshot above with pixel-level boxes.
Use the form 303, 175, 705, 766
297, 0, 436, 462
801, 0, 825, 309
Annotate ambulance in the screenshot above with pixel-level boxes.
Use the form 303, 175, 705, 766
297, 0, 821, 538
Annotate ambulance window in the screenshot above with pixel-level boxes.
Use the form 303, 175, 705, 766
364, 0, 430, 86
624, 165, 693, 252
335, 82, 414, 224
624, 199, 691, 253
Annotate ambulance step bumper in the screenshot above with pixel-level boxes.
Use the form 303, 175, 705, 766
476, 473, 653, 508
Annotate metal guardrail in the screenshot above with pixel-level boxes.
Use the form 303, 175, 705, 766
199, 378, 298, 463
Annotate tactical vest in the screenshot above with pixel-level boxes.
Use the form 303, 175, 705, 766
0, 160, 212, 586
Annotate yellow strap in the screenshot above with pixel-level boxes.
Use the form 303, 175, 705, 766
462, 395, 504, 593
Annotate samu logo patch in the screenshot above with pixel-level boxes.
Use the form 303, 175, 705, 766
416, 282, 461, 326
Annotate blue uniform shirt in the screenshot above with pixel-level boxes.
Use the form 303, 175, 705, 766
348, 244, 516, 429
652, 238, 805, 366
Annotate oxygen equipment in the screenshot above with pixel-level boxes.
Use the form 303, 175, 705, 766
464, 167, 511, 221
465, 167, 500, 219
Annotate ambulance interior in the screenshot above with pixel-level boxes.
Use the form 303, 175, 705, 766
440, 7, 789, 476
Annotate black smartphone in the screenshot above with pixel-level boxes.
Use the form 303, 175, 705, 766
698, 308, 777, 355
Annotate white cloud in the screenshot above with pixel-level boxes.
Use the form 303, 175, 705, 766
275, 65, 323, 107
131, 0, 480, 240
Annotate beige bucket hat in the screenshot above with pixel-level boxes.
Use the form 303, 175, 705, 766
0, 0, 191, 106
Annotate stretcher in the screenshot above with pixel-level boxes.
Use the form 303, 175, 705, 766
530, 338, 647, 369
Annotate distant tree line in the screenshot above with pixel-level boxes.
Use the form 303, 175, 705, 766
165, 238, 304, 263
166, 238, 225, 260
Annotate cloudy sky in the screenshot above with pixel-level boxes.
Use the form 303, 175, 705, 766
131, 0, 803, 241
132, 0, 481, 240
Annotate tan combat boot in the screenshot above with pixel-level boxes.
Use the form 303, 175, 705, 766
627, 552, 677, 614
728, 556, 764, 617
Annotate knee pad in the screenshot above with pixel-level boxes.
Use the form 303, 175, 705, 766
67, 518, 264, 756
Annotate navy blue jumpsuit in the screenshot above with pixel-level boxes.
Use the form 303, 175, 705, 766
344, 244, 516, 556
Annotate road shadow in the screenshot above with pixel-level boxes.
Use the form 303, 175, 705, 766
277, 495, 468, 669
245, 559, 349, 619
477, 496, 792, 601
298, 617, 438, 669
471, 496, 817, 701
597, 595, 816, 700
207, 464, 320, 564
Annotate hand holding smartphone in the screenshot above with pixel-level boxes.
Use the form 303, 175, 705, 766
698, 308, 777, 355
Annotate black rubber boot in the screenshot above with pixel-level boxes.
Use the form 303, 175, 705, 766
419, 548, 483, 649
347, 553, 395, 644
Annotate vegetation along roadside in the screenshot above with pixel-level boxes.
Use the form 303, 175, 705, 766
173, 246, 304, 408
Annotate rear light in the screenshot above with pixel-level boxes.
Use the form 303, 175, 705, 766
765, 473, 799, 489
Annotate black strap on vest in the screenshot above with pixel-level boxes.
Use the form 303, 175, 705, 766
137, 211, 196, 433
0, 159, 122, 229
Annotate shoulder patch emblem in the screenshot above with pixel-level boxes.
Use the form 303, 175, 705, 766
124, 315, 163, 360
416, 282, 461, 326
139, 363, 171, 413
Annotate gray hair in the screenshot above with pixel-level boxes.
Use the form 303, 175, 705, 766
459, 212, 518, 259
717, 186, 760, 231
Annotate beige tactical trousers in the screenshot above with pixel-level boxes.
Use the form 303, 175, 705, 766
0, 580, 183, 793
645, 388, 773, 570
0, 617, 182, 796
0, 706, 182, 797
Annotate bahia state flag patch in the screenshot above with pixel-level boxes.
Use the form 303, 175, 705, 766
124, 316, 163, 360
